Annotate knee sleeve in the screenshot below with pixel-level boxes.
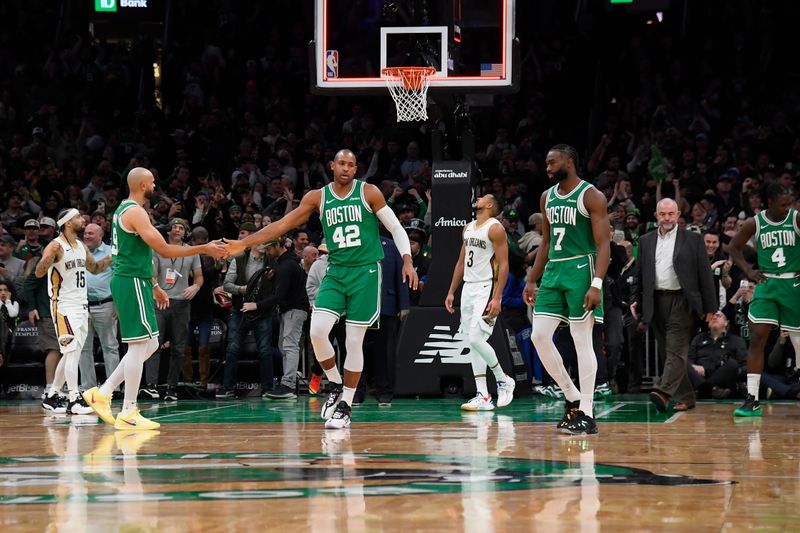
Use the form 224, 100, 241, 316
343, 324, 367, 373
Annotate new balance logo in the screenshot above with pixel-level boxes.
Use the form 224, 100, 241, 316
414, 325, 472, 364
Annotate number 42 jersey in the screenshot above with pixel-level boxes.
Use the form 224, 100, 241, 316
320, 180, 384, 266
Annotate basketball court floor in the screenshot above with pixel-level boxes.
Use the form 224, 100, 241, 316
0, 396, 798, 530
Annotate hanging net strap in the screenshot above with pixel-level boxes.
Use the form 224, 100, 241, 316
382, 67, 436, 122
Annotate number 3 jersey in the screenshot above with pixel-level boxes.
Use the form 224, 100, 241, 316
48, 235, 88, 307
463, 218, 501, 283
320, 180, 383, 266
754, 208, 800, 274
544, 180, 597, 260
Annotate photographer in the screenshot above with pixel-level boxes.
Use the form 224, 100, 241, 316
216, 222, 277, 399
687, 312, 747, 399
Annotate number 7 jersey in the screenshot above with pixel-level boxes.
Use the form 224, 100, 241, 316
544, 180, 597, 259
320, 180, 383, 266
754, 208, 800, 274
48, 235, 88, 307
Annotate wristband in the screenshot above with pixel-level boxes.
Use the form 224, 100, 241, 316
153, 283, 160, 289
591, 277, 603, 290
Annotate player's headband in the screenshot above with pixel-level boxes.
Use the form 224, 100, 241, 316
57, 208, 80, 228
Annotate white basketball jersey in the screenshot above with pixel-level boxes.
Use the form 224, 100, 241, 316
48, 236, 88, 307
463, 218, 501, 283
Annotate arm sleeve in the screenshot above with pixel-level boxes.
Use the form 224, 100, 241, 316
376, 206, 411, 257
222, 259, 239, 294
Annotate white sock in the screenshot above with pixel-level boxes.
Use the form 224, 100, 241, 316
122, 400, 138, 415
747, 373, 761, 401
64, 350, 80, 401
570, 317, 598, 417
49, 356, 66, 397
789, 333, 800, 370
323, 365, 342, 385
531, 316, 581, 403
341, 386, 356, 406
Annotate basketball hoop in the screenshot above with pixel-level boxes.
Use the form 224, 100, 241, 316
382, 67, 436, 122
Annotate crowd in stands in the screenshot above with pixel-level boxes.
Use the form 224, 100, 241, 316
0, 0, 798, 401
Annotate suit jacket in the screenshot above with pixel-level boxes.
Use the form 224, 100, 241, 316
633, 228, 717, 324
379, 236, 410, 316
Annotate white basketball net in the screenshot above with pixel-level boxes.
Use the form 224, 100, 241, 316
382, 67, 435, 122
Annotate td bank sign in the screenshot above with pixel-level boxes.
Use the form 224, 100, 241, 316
95, 0, 148, 11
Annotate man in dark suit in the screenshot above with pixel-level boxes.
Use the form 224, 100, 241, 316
632, 198, 717, 412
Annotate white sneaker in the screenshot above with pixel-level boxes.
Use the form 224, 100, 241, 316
496, 376, 516, 408
324, 401, 351, 429
461, 393, 495, 411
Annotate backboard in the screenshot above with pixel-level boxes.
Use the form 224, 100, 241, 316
312, 0, 517, 94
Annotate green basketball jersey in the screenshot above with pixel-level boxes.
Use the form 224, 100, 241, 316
754, 208, 800, 274
111, 199, 154, 278
320, 180, 383, 266
544, 180, 597, 260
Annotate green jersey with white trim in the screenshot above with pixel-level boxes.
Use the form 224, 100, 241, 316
111, 199, 153, 278
544, 180, 597, 260
320, 180, 384, 266
754, 208, 800, 274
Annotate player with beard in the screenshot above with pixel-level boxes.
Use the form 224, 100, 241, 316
224, 149, 418, 430
83, 168, 228, 430
445, 194, 515, 411
36, 209, 113, 416
523, 144, 611, 435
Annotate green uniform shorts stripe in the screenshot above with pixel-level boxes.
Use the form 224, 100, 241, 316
112, 275, 159, 342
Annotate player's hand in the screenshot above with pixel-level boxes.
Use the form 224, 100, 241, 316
402, 256, 418, 291
746, 268, 766, 284
485, 296, 502, 319
183, 284, 201, 300
241, 302, 257, 313
583, 287, 601, 312
154, 285, 170, 310
28, 309, 39, 324
203, 240, 230, 259
223, 239, 246, 256
523, 281, 538, 307
445, 293, 455, 314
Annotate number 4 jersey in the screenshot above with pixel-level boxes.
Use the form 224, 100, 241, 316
48, 235, 88, 307
320, 180, 383, 266
754, 208, 800, 274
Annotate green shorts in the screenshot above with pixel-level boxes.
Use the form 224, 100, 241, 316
111, 275, 160, 342
748, 276, 800, 332
314, 262, 381, 327
533, 255, 604, 323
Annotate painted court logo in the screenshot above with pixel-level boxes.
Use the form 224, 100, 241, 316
0, 452, 729, 504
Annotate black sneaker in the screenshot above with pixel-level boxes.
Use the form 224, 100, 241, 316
67, 395, 94, 415
324, 401, 352, 429
734, 394, 762, 417
263, 384, 297, 400
321, 383, 343, 420
215, 389, 236, 399
377, 395, 392, 406
42, 394, 67, 414
556, 400, 580, 430
164, 389, 178, 401
139, 387, 160, 400
559, 410, 598, 435
352, 390, 366, 405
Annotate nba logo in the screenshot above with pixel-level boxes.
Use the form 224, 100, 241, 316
326, 50, 339, 78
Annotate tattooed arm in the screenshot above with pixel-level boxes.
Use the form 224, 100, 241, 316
34, 240, 63, 278
85, 253, 112, 274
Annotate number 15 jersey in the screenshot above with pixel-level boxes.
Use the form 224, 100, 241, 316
320, 180, 383, 266
48, 235, 88, 307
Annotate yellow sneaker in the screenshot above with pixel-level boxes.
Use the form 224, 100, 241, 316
114, 408, 160, 431
114, 430, 160, 455
82, 387, 115, 426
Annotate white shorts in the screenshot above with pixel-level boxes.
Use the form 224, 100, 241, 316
459, 280, 495, 340
51, 303, 89, 355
